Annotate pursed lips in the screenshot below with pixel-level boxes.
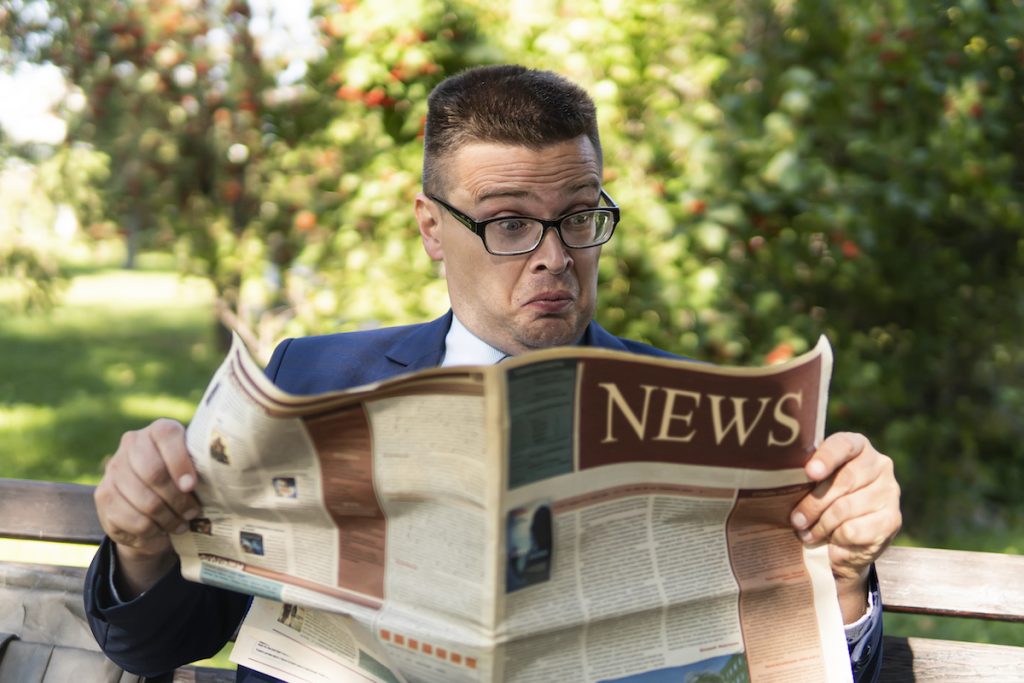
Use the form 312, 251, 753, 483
523, 289, 577, 313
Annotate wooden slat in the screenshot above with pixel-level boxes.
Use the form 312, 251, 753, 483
880, 636, 1024, 681
0, 478, 104, 545
877, 545, 1024, 621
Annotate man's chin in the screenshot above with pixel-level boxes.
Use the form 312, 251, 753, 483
516, 317, 587, 351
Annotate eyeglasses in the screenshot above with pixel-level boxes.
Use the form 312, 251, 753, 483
428, 189, 620, 256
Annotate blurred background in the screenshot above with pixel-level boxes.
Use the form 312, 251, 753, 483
1, 0, 1022, 657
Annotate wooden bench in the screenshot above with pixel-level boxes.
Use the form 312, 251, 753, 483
2, 478, 1022, 681
875, 546, 1024, 681
0, 478, 234, 683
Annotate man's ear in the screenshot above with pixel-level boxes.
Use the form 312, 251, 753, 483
415, 193, 444, 261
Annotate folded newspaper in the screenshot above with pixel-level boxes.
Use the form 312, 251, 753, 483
172, 334, 852, 683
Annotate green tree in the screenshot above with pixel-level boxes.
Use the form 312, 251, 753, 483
3, 0, 279, 344
452, 0, 1024, 540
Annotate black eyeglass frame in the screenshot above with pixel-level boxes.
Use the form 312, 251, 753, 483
427, 189, 620, 256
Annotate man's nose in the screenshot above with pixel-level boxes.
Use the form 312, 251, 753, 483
529, 226, 572, 274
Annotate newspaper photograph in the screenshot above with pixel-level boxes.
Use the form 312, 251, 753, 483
170, 334, 852, 683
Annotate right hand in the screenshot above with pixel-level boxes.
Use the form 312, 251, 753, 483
94, 418, 201, 596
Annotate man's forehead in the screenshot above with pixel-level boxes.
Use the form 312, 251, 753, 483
445, 137, 601, 203
474, 181, 599, 203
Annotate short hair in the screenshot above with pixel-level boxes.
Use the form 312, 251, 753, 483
422, 65, 602, 195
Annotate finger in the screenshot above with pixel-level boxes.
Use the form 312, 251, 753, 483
797, 474, 894, 544
95, 477, 174, 553
127, 420, 201, 519
118, 450, 194, 535
805, 432, 868, 481
96, 424, 196, 539
791, 442, 890, 531
149, 418, 199, 493
99, 434, 188, 539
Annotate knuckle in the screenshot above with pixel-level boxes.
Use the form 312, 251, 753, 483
150, 418, 184, 440
833, 431, 854, 447
833, 465, 859, 494
839, 431, 868, 456
94, 482, 115, 511
832, 519, 864, 547
117, 429, 137, 452
829, 495, 852, 524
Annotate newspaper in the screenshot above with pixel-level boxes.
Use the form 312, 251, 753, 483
171, 334, 852, 683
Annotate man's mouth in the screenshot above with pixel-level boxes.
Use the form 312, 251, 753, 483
524, 290, 576, 314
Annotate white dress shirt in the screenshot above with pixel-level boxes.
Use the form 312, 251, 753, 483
440, 314, 509, 366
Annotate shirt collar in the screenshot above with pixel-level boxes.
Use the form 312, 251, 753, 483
441, 314, 509, 367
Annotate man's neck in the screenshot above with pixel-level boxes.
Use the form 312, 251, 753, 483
440, 314, 508, 366
441, 313, 592, 366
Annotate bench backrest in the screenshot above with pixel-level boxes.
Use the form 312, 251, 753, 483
0, 479, 103, 544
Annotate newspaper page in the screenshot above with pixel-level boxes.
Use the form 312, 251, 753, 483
172, 334, 852, 683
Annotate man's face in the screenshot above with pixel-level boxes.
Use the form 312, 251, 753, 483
415, 135, 603, 356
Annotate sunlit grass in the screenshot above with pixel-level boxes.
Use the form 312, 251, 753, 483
0, 258, 221, 482
119, 394, 199, 422
62, 268, 214, 310
884, 613, 1024, 648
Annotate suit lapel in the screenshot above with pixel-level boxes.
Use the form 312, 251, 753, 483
581, 321, 630, 351
383, 311, 453, 372
380, 315, 624, 375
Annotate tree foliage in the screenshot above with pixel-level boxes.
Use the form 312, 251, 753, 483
3, 0, 1023, 542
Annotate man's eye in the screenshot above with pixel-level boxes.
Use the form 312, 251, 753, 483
494, 219, 530, 233
566, 213, 592, 227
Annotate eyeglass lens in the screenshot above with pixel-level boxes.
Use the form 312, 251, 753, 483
485, 211, 615, 254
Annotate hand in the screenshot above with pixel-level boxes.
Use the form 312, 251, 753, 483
94, 418, 201, 597
789, 432, 902, 622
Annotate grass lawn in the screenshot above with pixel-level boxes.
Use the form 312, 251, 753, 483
0, 254, 222, 483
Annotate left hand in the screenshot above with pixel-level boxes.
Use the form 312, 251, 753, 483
790, 432, 902, 622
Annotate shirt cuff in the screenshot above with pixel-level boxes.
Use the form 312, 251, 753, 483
106, 541, 127, 604
843, 581, 877, 643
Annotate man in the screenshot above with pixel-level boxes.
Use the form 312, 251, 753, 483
86, 65, 901, 682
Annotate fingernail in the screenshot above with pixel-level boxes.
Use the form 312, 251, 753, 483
791, 512, 808, 529
807, 460, 826, 479
184, 508, 200, 520
174, 524, 188, 534
799, 529, 814, 543
178, 474, 195, 491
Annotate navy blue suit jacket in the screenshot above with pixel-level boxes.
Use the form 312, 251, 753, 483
85, 313, 882, 681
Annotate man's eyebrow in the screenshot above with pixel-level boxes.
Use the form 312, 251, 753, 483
476, 189, 530, 202
475, 182, 600, 204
